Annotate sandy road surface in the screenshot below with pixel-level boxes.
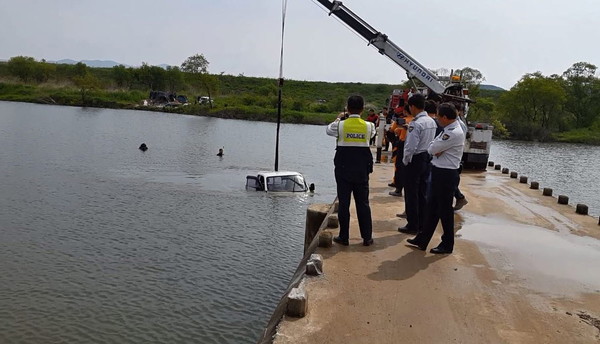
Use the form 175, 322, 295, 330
274, 159, 600, 344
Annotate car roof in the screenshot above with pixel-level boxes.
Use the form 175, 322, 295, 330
257, 171, 304, 178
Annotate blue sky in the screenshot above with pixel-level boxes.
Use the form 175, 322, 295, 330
1, 0, 599, 89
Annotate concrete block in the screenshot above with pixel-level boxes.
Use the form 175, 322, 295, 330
318, 230, 333, 248
576, 204, 588, 215
488, 161, 494, 167
558, 195, 569, 205
519, 176, 528, 183
494, 164, 501, 170
543, 188, 553, 196
327, 214, 339, 228
304, 203, 330, 253
306, 254, 323, 276
510, 171, 518, 178
286, 285, 308, 318
530, 181, 539, 189
502, 168, 509, 174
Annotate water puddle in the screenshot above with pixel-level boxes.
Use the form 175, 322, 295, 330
459, 213, 600, 296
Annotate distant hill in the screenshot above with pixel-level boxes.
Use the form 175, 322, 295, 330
480, 84, 505, 91
52, 59, 126, 68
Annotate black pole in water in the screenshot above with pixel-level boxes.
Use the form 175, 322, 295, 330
274, 78, 283, 172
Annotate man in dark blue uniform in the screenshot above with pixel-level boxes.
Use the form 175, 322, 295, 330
398, 94, 437, 234
326, 95, 376, 246
407, 103, 466, 254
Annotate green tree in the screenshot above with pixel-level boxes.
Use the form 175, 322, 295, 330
74, 62, 88, 77
165, 66, 184, 93
138, 62, 166, 90
112, 64, 131, 89
7, 56, 36, 82
453, 67, 484, 98
32, 60, 56, 83
498, 72, 566, 140
562, 62, 599, 128
181, 54, 218, 108
73, 72, 100, 105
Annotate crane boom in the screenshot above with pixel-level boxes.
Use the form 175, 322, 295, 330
315, 0, 446, 95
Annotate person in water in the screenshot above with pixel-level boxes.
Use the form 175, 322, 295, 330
139, 143, 148, 151
217, 148, 224, 157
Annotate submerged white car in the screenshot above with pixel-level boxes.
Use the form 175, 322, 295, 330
246, 171, 310, 192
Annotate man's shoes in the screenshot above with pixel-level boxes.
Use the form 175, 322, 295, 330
388, 183, 396, 187
454, 197, 468, 211
398, 226, 418, 234
333, 236, 349, 246
389, 190, 402, 197
396, 212, 407, 218
363, 238, 374, 246
430, 246, 453, 254
406, 238, 426, 251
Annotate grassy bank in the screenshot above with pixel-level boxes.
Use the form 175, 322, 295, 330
0, 81, 337, 125
553, 127, 600, 145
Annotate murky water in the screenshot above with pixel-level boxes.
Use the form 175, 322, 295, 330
1, 101, 599, 343
0, 101, 337, 344
490, 140, 600, 216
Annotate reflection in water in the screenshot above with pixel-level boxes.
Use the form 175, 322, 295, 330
460, 213, 600, 296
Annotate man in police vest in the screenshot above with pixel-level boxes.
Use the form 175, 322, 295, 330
326, 95, 376, 246
407, 103, 465, 254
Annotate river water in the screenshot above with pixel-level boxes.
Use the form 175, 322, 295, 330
0, 101, 337, 344
0, 101, 598, 343
489, 140, 600, 216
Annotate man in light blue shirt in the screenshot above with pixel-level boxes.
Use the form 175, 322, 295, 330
398, 93, 437, 234
407, 102, 465, 254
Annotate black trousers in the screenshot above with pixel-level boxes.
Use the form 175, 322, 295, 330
454, 163, 465, 199
335, 173, 372, 241
403, 152, 431, 231
393, 141, 405, 192
415, 166, 459, 250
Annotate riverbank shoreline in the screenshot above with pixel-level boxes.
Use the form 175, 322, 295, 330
0, 98, 334, 125
272, 156, 600, 343
2, 97, 599, 144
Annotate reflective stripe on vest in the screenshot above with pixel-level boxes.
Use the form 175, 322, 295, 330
338, 117, 370, 147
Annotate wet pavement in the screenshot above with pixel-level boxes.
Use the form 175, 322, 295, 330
274, 154, 600, 344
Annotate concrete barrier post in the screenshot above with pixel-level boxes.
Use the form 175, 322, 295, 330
488, 161, 494, 167
510, 171, 518, 178
575, 204, 588, 215
530, 181, 539, 189
495, 164, 501, 170
304, 204, 330, 253
502, 168, 509, 174
519, 176, 528, 183
558, 195, 569, 205
306, 254, 323, 276
327, 214, 339, 228
543, 188, 553, 196
318, 230, 333, 248
286, 284, 308, 318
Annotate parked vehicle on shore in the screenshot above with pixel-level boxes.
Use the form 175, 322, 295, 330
197, 96, 213, 105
